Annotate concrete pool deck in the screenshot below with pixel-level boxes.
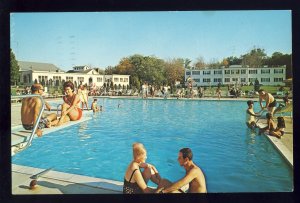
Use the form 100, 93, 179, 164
10, 96, 293, 194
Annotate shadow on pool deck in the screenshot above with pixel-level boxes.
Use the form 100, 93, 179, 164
12, 165, 122, 194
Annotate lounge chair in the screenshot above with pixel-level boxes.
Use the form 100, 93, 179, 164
274, 103, 293, 118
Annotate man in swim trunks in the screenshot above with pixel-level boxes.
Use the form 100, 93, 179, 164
91, 99, 100, 112
156, 148, 207, 193
258, 89, 277, 115
21, 84, 58, 137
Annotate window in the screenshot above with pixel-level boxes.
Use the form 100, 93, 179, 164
225, 70, 230, 74
261, 78, 270, 82
124, 78, 129, 82
249, 70, 257, 74
66, 77, 73, 82
78, 77, 84, 83
192, 71, 200, 75
261, 69, 270, 74
214, 78, 222, 82
274, 78, 283, 82
249, 78, 256, 82
241, 78, 246, 82
194, 79, 200, 82
97, 77, 102, 82
114, 78, 119, 82
203, 78, 211, 82
203, 71, 211, 75
274, 69, 283, 74
231, 70, 239, 74
120, 78, 123, 82
186, 71, 191, 75
232, 78, 238, 82
225, 78, 230, 82
214, 70, 222, 75
241, 69, 246, 74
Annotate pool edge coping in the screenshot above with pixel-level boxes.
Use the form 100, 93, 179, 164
12, 164, 123, 194
265, 134, 293, 167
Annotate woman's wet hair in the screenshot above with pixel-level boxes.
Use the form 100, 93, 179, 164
132, 142, 146, 161
63, 81, 74, 91
180, 148, 193, 160
247, 100, 254, 106
277, 117, 286, 128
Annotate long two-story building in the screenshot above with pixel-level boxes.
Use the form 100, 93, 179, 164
18, 61, 130, 89
185, 65, 286, 86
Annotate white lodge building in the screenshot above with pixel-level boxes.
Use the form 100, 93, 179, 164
185, 65, 286, 86
18, 61, 130, 88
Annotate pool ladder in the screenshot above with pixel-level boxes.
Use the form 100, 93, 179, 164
11, 95, 45, 156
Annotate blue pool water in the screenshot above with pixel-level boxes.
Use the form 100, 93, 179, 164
12, 98, 293, 192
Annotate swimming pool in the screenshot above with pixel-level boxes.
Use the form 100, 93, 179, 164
12, 98, 293, 192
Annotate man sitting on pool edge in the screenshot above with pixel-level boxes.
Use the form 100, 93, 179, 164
156, 148, 207, 193
21, 84, 58, 137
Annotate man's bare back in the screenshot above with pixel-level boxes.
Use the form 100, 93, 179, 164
21, 97, 42, 125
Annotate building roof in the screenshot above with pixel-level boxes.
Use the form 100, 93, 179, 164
67, 69, 99, 74
18, 61, 64, 72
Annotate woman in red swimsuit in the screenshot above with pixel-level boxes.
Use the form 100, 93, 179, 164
57, 81, 82, 126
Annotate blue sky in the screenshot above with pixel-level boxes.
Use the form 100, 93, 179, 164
10, 11, 291, 71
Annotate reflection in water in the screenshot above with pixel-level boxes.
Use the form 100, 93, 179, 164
78, 122, 92, 141
79, 121, 88, 132
246, 128, 257, 145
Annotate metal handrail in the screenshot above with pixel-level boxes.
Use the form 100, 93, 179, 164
57, 104, 62, 116
11, 94, 45, 155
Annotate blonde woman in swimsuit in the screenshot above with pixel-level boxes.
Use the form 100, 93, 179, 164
56, 81, 82, 126
123, 143, 162, 194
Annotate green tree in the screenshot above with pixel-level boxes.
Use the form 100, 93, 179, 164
164, 58, 185, 86
266, 52, 292, 78
131, 76, 141, 90
105, 66, 117, 75
183, 58, 192, 70
225, 56, 242, 66
207, 58, 220, 68
123, 54, 165, 86
194, 56, 206, 69
241, 48, 267, 68
115, 58, 133, 75
254, 78, 260, 91
10, 49, 20, 85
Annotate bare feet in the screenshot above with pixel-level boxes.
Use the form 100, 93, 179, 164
45, 119, 51, 128
36, 129, 43, 137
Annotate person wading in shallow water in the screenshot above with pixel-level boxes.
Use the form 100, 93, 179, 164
156, 148, 207, 193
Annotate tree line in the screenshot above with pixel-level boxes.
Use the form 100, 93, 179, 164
11, 48, 292, 88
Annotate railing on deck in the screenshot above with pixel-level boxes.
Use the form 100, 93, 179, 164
11, 95, 45, 156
